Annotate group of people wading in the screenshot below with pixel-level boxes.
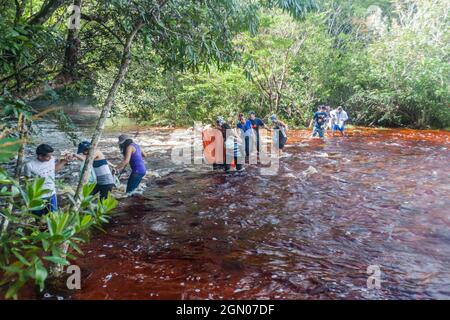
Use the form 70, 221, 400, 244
205, 105, 349, 172
22, 135, 147, 216
22, 106, 349, 215
205, 111, 288, 172
310, 105, 349, 139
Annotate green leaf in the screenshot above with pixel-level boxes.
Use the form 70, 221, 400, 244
0, 138, 21, 162
34, 260, 48, 291
80, 215, 92, 228
43, 256, 69, 266
12, 251, 31, 267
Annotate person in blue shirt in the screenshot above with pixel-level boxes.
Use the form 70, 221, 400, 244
237, 113, 253, 157
310, 105, 329, 139
248, 111, 270, 153
216, 116, 244, 172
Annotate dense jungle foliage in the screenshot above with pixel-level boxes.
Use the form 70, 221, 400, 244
1, 0, 449, 129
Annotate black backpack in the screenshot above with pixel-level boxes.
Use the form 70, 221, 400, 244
316, 113, 327, 128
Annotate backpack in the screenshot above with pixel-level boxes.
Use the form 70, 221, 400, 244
316, 113, 327, 128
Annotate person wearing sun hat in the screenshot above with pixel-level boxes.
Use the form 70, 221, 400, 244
115, 134, 147, 194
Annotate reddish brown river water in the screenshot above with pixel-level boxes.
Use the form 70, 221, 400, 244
3, 119, 450, 299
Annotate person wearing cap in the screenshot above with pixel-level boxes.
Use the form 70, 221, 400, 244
248, 111, 270, 153
310, 105, 328, 139
216, 117, 244, 172
23, 144, 71, 216
71, 141, 115, 199
330, 106, 348, 137
270, 115, 288, 151
115, 135, 147, 194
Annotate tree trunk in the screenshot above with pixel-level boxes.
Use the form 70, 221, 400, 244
14, 113, 27, 178
73, 22, 143, 205
61, 0, 82, 79
10, 0, 78, 101
50, 22, 142, 278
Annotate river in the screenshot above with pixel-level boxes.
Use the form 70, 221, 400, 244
4, 104, 450, 300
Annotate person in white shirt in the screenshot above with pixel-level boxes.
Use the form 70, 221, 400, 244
23, 144, 70, 216
330, 106, 349, 137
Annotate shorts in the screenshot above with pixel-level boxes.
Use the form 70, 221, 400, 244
332, 124, 345, 132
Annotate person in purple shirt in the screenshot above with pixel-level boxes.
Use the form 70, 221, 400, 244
115, 135, 147, 194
